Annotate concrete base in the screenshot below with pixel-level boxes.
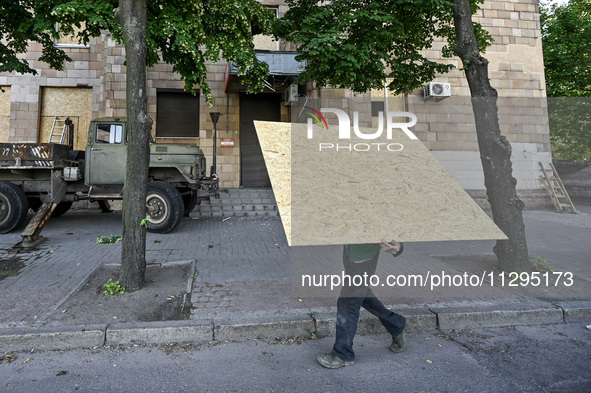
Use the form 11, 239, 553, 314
467, 189, 555, 211
106, 320, 213, 346
429, 300, 564, 330
214, 315, 315, 341
555, 301, 591, 323
0, 325, 106, 352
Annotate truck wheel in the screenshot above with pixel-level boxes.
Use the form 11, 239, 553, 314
51, 201, 73, 217
179, 188, 198, 216
146, 181, 183, 234
28, 197, 42, 212
27, 197, 72, 217
0, 182, 29, 234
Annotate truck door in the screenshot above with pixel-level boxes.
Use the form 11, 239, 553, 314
85, 123, 127, 185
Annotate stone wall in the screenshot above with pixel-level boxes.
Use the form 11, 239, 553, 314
0, 38, 102, 143
407, 0, 551, 197
0, 0, 552, 194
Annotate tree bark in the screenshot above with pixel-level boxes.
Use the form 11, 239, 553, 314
115, 0, 153, 291
453, 0, 530, 272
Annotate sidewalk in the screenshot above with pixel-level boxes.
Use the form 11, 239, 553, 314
1, 198, 590, 351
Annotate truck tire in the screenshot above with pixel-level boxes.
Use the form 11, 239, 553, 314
51, 201, 73, 217
27, 197, 72, 217
146, 181, 184, 233
178, 188, 198, 216
28, 197, 42, 212
0, 182, 29, 234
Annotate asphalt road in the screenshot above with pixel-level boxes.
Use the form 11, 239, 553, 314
1, 323, 590, 392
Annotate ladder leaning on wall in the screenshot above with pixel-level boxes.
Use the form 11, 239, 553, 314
48, 116, 70, 144
539, 162, 577, 214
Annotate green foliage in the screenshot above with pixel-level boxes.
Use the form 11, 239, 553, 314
140, 215, 150, 229
103, 278, 126, 295
541, 0, 591, 97
96, 235, 122, 244
547, 97, 591, 161
0, 0, 71, 74
274, 0, 492, 95
541, 0, 591, 161
52, 0, 275, 102
529, 255, 554, 273
2, 0, 274, 102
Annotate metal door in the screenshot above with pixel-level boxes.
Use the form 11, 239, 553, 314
239, 93, 281, 187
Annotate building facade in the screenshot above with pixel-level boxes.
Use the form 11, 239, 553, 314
0, 0, 551, 206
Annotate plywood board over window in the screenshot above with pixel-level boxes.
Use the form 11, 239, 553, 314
0, 87, 11, 142
253, 7, 279, 51
39, 87, 93, 150
254, 121, 507, 246
54, 22, 90, 47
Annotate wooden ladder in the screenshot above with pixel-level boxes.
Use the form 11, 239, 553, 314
539, 162, 577, 214
48, 116, 69, 144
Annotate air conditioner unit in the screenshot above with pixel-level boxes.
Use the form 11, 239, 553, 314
424, 82, 451, 100
285, 84, 298, 106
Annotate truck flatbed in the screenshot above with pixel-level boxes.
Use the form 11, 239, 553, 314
0, 143, 74, 169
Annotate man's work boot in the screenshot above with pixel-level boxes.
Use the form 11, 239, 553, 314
317, 353, 356, 369
389, 331, 406, 353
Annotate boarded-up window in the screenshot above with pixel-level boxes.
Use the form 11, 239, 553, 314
39, 87, 93, 150
0, 87, 10, 142
54, 23, 89, 47
253, 7, 279, 50
156, 91, 200, 138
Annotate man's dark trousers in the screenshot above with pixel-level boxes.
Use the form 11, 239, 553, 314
332, 246, 406, 362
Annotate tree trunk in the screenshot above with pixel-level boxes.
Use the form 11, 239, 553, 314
115, 0, 153, 291
453, 0, 530, 272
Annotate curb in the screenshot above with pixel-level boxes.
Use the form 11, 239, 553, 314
554, 300, 591, 322
429, 300, 565, 329
1, 300, 590, 353
106, 319, 212, 347
214, 314, 314, 342
0, 325, 106, 352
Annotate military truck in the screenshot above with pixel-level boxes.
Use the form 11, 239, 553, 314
0, 118, 217, 247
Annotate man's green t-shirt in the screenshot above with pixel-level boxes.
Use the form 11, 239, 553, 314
347, 244, 382, 262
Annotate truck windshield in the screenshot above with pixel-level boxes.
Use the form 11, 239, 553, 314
96, 124, 123, 144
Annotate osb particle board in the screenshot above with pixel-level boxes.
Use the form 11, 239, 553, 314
253, 121, 292, 242
1, 87, 12, 143
40, 87, 92, 150
0, 87, 11, 115
0, 117, 9, 143
254, 121, 507, 246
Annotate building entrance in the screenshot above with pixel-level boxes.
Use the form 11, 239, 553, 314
239, 93, 281, 187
